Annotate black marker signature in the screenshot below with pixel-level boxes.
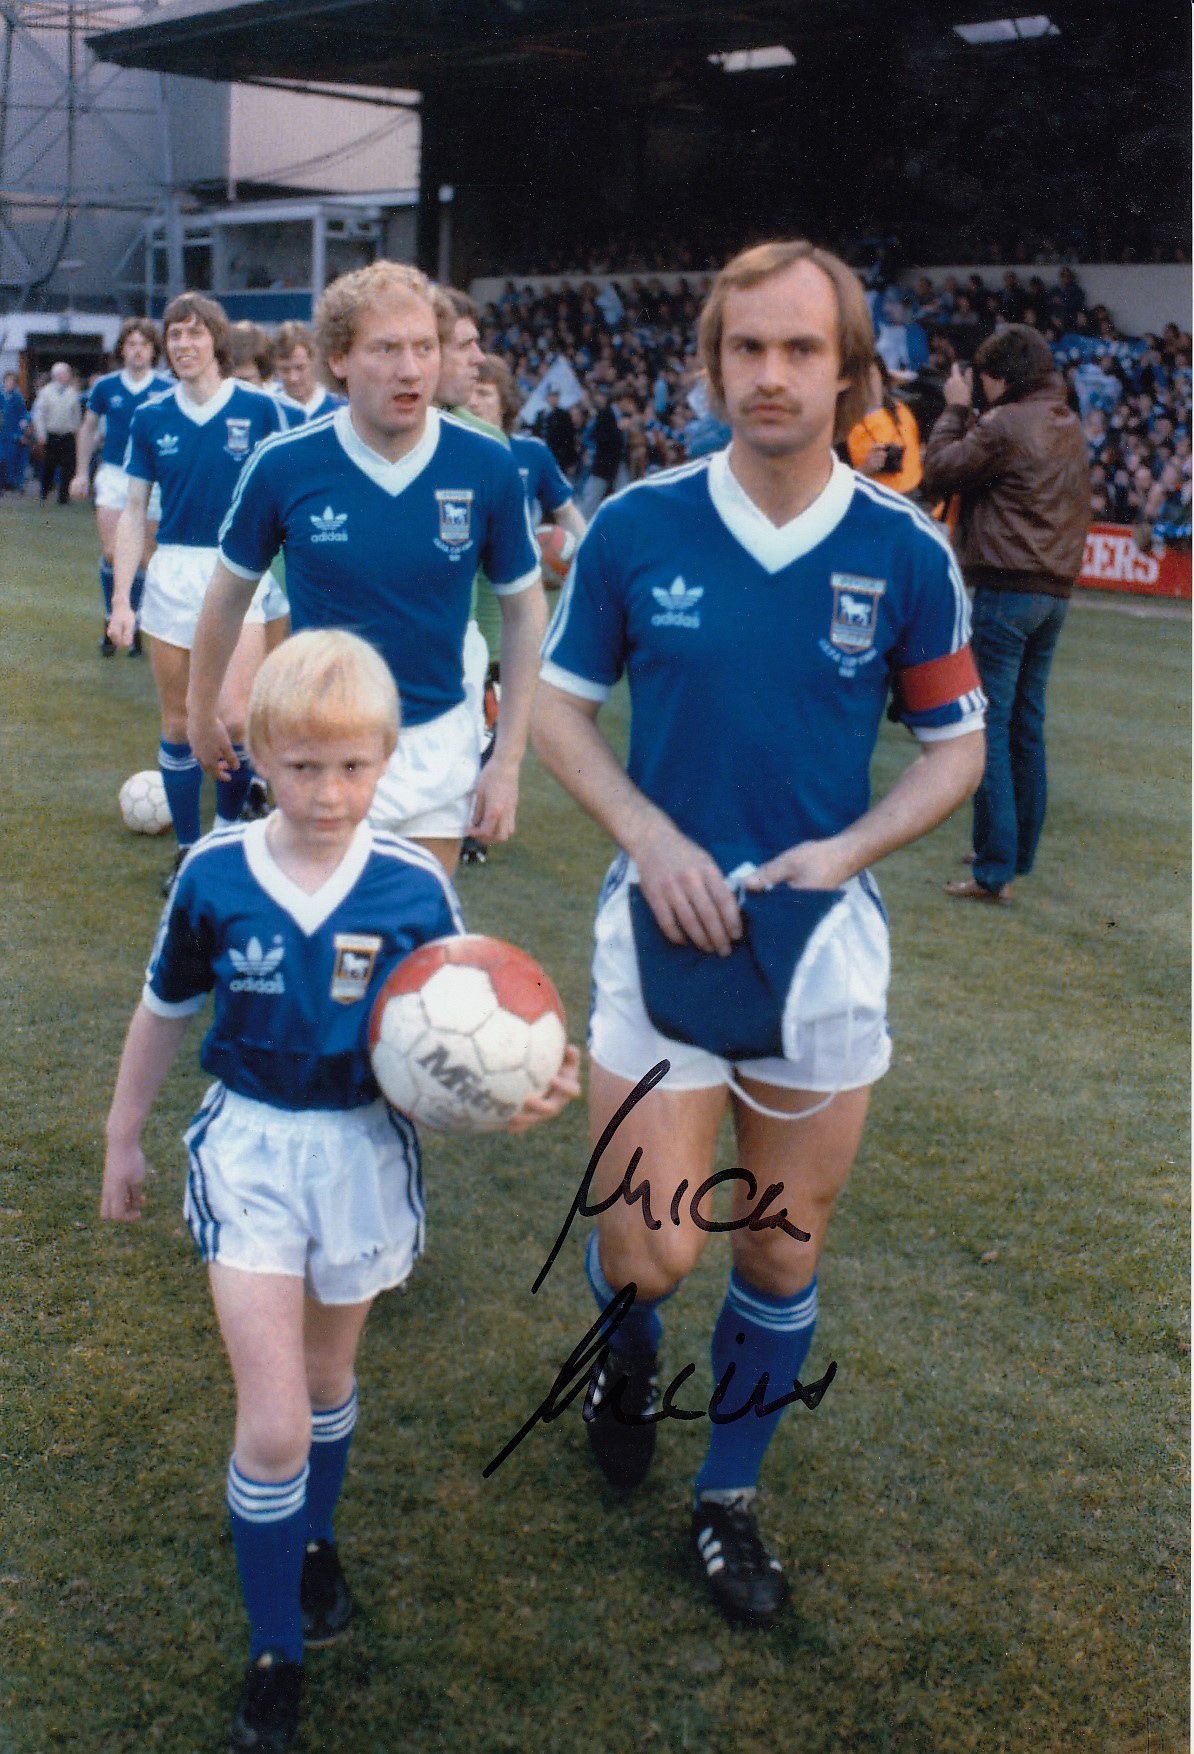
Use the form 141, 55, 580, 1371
531, 1060, 810, 1296
483, 1282, 836, 1477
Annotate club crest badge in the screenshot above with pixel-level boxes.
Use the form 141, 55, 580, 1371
435, 489, 474, 549
330, 933, 384, 1004
829, 574, 886, 653
225, 417, 252, 458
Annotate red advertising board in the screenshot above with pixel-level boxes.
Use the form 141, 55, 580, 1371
1075, 524, 1191, 600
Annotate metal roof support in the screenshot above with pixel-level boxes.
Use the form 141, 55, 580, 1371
0, 1, 178, 310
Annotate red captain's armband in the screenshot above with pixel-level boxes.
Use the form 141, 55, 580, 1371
896, 645, 981, 714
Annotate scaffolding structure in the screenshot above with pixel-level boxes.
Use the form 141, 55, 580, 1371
0, 1, 182, 311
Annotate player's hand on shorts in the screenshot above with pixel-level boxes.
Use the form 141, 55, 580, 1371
745, 837, 854, 892
506, 1043, 582, 1133
635, 820, 742, 956
470, 755, 519, 844
187, 711, 238, 781
68, 472, 90, 501
100, 1142, 149, 1222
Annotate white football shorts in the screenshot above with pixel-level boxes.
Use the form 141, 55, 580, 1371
184, 1084, 424, 1305
588, 855, 893, 1094
462, 618, 490, 724
139, 544, 285, 648
94, 462, 161, 521
369, 695, 482, 841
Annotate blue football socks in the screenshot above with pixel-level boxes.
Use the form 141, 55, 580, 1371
585, 1228, 675, 1357
695, 1269, 818, 1499
305, 1386, 358, 1546
99, 557, 114, 615
158, 739, 202, 847
215, 744, 253, 826
226, 1458, 308, 1663
130, 566, 145, 616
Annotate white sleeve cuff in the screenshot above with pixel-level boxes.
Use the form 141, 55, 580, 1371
912, 709, 986, 743
490, 564, 542, 598
217, 548, 265, 583
538, 660, 612, 703
141, 985, 208, 1019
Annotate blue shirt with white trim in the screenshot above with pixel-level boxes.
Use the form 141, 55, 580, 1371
541, 450, 985, 872
143, 819, 464, 1110
87, 370, 174, 468
510, 433, 574, 520
274, 387, 346, 429
218, 405, 539, 726
124, 379, 284, 547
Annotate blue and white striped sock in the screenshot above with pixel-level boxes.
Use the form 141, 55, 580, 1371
695, 1269, 818, 1499
158, 738, 202, 847
585, 1228, 675, 1358
226, 1458, 309, 1663
305, 1385, 358, 1546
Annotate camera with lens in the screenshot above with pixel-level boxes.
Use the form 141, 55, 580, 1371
880, 443, 906, 472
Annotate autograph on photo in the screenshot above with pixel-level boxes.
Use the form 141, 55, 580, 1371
484, 1061, 837, 1477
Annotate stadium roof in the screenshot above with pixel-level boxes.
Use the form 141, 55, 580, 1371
89, 1, 1188, 281
86, 0, 1115, 94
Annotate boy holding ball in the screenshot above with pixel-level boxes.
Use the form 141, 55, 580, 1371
102, 629, 578, 1752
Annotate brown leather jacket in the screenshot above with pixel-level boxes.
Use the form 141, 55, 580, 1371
922, 377, 1090, 594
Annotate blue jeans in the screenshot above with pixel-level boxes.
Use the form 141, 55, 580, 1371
969, 588, 1069, 890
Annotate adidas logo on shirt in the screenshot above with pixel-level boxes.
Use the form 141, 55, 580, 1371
310, 505, 348, 543
229, 935, 286, 994
155, 433, 179, 456
650, 576, 703, 629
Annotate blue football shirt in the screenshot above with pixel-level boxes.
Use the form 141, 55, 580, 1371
87, 370, 174, 468
143, 820, 464, 1110
542, 451, 985, 871
275, 387, 345, 429
218, 406, 539, 726
124, 379, 285, 547
510, 433, 574, 520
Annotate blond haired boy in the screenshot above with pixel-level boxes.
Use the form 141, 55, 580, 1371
103, 629, 577, 1751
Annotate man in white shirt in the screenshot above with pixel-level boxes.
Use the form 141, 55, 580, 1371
31, 362, 82, 505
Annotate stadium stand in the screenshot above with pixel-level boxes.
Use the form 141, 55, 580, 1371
475, 266, 1191, 545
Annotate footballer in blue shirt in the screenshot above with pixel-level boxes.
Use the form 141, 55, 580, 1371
107, 294, 291, 874
273, 320, 345, 424
70, 317, 172, 656
188, 262, 547, 880
469, 353, 587, 543
533, 240, 987, 1628
102, 629, 579, 1752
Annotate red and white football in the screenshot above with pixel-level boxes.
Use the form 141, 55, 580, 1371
369, 935, 567, 1134
535, 523, 578, 585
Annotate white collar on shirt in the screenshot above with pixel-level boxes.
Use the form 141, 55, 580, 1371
243, 817, 374, 936
333, 403, 440, 497
119, 369, 156, 395
174, 377, 236, 426
706, 447, 855, 574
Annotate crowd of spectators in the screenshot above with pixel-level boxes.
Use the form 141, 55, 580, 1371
491, 222, 1188, 282
480, 261, 1192, 549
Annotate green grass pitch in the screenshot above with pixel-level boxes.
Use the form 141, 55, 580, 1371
0, 494, 1188, 1752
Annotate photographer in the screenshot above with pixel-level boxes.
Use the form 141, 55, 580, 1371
844, 353, 922, 494
923, 324, 1090, 904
